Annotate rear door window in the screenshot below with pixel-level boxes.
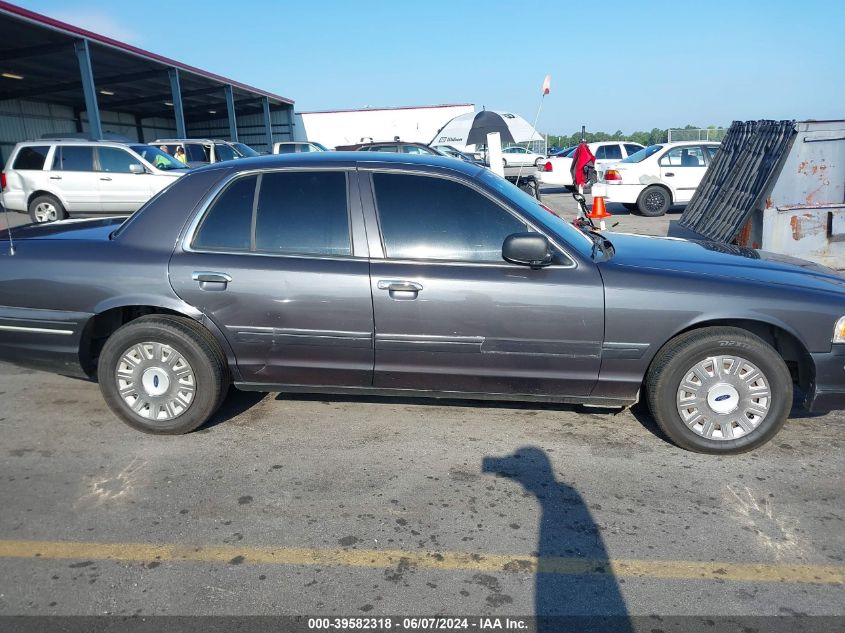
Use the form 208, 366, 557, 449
13, 146, 50, 170
254, 171, 351, 256
624, 144, 643, 157
185, 144, 208, 162
596, 145, 622, 160
53, 146, 94, 171
97, 147, 142, 173
192, 175, 257, 251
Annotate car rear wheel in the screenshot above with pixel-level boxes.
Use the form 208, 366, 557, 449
534, 157, 544, 167
636, 185, 671, 217
28, 194, 66, 224
646, 327, 792, 454
97, 315, 229, 434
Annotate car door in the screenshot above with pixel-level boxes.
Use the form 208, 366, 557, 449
96, 146, 154, 213
361, 169, 604, 397
50, 145, 101, 212
658, 145, 707, 203
169, 168, 374, 387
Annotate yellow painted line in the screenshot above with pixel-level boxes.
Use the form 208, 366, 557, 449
0, 539, 842, 585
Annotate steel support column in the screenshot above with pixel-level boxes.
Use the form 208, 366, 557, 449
262, 97, 273, 151
73, 39, 102, 140
168, 68, 187, 139
224, 85, 238, 142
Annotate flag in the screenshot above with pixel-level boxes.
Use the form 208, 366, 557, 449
542, 75, 551, 95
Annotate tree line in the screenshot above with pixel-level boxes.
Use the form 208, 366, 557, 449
544, 124, 723, 149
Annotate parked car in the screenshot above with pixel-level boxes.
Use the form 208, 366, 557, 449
272, 141, 329, 154
337, 141, 443, 155
548, 145, 577, 158
153, 138, 243, 167
540, 141, 643, 188
0, 139, 188, 223
602, 142, 721, 216
431, 144, 485, 165
539, 142, 645, 188
501, 146, 545, 167
1, 152, 844, 454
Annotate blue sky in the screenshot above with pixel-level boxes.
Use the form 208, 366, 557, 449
15, 0, 845, 135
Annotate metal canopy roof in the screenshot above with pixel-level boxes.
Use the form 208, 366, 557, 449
0, 1, 293, 122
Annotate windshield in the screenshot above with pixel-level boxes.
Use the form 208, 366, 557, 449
478, 169, 593, 257
231, 143, 259, 157
130, 145, 188, 171
622, 144, 663, 163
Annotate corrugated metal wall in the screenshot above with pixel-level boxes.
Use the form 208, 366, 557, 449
0, 99, 77, 165
187, 106, 294, 152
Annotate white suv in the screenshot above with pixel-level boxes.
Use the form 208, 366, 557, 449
1, 140, 188, 223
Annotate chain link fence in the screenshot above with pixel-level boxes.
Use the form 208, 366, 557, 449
667, 128, 728, 143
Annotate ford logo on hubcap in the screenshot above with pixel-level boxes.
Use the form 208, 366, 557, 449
715, 394, 730, 402
153, 375, 159, 388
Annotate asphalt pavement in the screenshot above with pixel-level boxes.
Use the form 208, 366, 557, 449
0, 191, 843, 624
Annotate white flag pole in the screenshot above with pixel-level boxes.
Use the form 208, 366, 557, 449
516, 75, 550, 186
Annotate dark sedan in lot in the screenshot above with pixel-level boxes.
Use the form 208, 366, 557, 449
1, 153, 844, 453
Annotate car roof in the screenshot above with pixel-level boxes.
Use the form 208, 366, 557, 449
189, 151, 483, 176
15, 139, 141, 148
154, 138, 222, 144
660, 141, 721, 147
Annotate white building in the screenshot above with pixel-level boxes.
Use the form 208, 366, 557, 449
294, 103, 475, 148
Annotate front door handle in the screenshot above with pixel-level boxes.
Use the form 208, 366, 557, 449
377, 279, 423, 300
192, 271, 232, 291
49, 176, 62, 180
100, 176, 112, 181
665, 172, 675, 177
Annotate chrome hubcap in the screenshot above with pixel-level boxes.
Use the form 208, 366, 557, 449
34, 202, 57, 223
676, 355, 771, 440
116, 342, 195, 421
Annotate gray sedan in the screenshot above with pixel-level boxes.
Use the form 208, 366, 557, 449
1, 153, 844, 454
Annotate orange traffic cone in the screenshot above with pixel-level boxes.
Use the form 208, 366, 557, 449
588, 195, 612, 220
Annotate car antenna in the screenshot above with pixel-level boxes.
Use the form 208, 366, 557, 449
2, 203, 15, 256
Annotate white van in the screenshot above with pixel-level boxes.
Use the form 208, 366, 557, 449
1, 139, 188, 223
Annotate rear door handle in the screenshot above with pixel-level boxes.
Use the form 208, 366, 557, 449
665, 172, 675, 177
192, 271, 232, 290
377, 279, 423, 299
49, 176, 62, 180
100, 176, 112, 181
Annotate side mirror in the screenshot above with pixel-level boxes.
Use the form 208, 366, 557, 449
502, 233, 553, 269
129, 163, 145, 174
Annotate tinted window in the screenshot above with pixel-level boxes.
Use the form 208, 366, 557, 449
255, 171, 350, 256
193, 176, 257, 251
185, 144, 208, 162
621, 144, 663, 163
596, 145, 622, 160
403, 145, 432, 155
705, 145, 720, 161
369, 145, 398, 152
278, 144, 297, 154
373, 173, 528, 262
624, 144, 643, 156
55, 146, 94, 171
98, 147, 141, 173
13, 146, 49, 170
214, 143, 238, 162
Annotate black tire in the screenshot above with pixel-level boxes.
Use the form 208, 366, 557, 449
534, 157, 544, 168
646, 327, 792, 454
502, 158, 508, 167
97, 315, 229, 434
622, 203, 639, 213
28, 194, 66, 223
636, 185, 671, 217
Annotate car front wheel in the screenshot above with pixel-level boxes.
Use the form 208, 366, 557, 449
646, 327, 792, 454
636, 185, 671, 217
97, 315, 229, 434
28, 194, 66, 223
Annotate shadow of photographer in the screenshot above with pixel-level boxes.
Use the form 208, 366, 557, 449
482, 446, 632, 633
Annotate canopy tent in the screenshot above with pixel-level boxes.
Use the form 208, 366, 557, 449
430, 110, 543, 152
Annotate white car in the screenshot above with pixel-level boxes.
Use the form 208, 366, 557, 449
539, 142, 645, 188
602, 141, 721, 216
154, 138, 246, 167
273, 141, 329, 154
1, 140, 188, 223
501, 146, 546, 167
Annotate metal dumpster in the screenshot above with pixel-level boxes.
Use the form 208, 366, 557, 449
676, 120, 845, 269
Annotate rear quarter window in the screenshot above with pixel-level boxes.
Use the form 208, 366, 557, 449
12, 146, 50, 170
